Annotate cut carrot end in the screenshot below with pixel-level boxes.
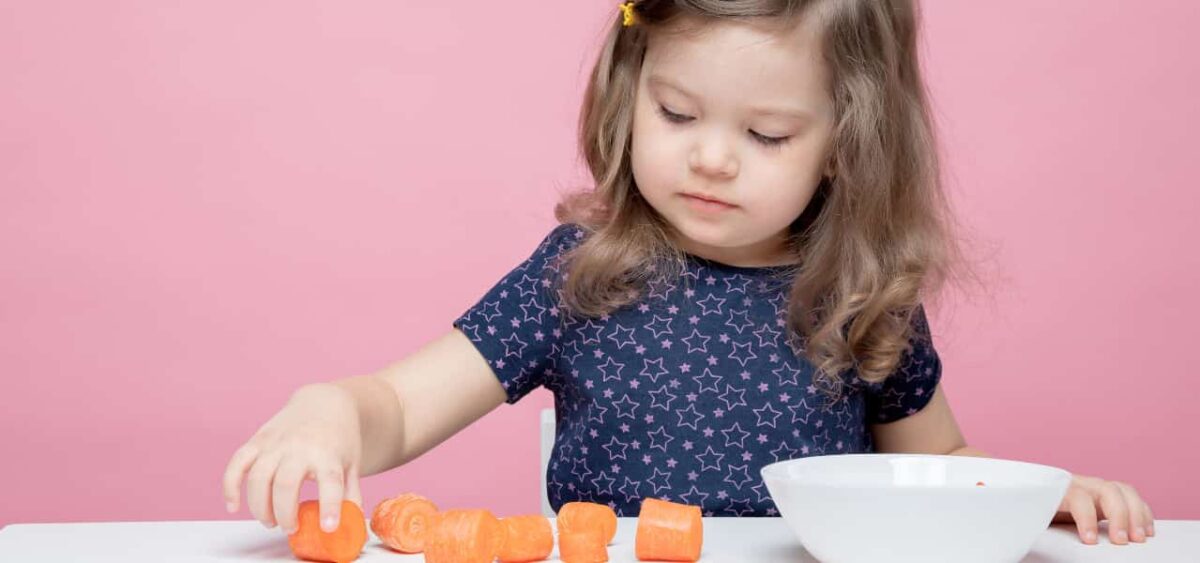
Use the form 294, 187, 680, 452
557, 501, 618, 545
635, 497, 702, 562
369, 492, 439, 553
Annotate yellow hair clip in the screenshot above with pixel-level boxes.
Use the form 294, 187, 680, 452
620, 1, 637, 27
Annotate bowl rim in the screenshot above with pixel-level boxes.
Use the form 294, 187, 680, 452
760, 453, 1073, 486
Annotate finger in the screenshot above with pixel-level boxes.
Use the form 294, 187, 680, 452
222, 444, 260, 514
344, 463, 363, 509
1146, 504, 1156, 537
1097, 481, 1131, 545
272, 458, 309, 535
1114, 483, 1147, 542
246, 453, 283, 528
1064, 487, 1099, 545
316, 463, 347, 533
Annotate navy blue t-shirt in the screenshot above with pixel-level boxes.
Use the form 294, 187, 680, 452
453, 224, 941, 517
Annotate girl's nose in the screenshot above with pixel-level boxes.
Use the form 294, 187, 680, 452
688, 135, 739, 179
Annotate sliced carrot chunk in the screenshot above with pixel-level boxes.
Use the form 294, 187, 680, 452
369, 493, 439, 553
635, 497, 702, 562
424, 508, 503, 563
557, 501, 618, 545
288, 500, 367, 563
559, 529, 608, 563
496, 514, 554, 562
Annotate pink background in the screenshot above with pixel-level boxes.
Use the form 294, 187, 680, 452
2, 1, 1196, 528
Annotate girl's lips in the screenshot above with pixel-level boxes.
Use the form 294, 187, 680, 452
681, 193, 737, 213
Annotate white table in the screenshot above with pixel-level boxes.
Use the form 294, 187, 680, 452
1, 517, 1196, 562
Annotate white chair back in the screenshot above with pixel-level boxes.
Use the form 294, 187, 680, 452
539, 407, 556, 517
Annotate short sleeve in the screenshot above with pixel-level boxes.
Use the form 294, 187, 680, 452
864, 304, 943, 424
453, 223, 584, 404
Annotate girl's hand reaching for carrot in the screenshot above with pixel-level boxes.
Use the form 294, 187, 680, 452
1054, 474, 1155, 545
223, 383, 365, 535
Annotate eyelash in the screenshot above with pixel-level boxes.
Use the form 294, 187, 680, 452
656, 104, 793, 149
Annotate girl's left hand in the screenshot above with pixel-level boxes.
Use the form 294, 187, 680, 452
1053, 474, 1155, 545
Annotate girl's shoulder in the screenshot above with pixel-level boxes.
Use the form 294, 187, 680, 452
526, 222, 590, 266
507, 223, 591, 281
545, 222, 590, 247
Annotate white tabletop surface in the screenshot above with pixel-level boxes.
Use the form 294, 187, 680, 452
0, 517, 1195, 562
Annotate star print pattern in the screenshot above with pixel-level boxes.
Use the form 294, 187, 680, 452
453, 224, 942, 517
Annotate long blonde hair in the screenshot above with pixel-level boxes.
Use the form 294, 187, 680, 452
554, 0, 981, 396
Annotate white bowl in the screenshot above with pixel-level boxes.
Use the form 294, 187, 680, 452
761, 454, 1072, 563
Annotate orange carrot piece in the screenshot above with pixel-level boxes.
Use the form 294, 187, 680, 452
497, 514, 554, 562
369, 493, 439, 553
559, 529, 608, 563
557, 502, 618, 545
424, 508, 503, 563
635, 498, 702, 562
288, 500, 367, 563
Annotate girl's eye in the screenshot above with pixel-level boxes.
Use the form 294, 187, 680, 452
657, 104, 693, 124
750, 130, 792, 148
657, 104, 793, 149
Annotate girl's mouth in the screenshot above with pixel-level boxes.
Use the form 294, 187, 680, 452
680, 192, 738, 213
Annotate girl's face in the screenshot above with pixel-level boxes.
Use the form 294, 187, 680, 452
631, 15, 836, 267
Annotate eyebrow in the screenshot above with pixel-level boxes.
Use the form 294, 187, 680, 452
647, 74, 814, 122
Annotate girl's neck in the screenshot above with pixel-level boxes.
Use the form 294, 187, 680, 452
672, 232, 798, 269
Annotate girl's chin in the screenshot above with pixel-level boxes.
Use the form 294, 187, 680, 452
668, 221, 734, 251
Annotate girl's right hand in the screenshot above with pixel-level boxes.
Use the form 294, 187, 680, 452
222, 383, 365, 535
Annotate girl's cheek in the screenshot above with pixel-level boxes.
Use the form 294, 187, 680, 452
635, 141, 678, 185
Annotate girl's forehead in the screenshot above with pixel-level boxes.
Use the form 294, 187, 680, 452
642, 16, 833, 116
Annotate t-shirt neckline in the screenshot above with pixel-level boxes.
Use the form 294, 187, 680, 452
682, 252, 799, 276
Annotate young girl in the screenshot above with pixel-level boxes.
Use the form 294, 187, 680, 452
224, 0, 1154, 548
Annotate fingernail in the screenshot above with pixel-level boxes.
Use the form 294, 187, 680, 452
226, 501, 236, 514
1116, 529, 1128, 544
1147, 524, 1155, 536
322, 516, 338, 532
1085, 530, 1097, 543
1135, 527, 1146, 541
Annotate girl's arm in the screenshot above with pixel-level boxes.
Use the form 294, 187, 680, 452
870, 383, 1154, 546
869, 383, 981, 457
350, 327, 508, 475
